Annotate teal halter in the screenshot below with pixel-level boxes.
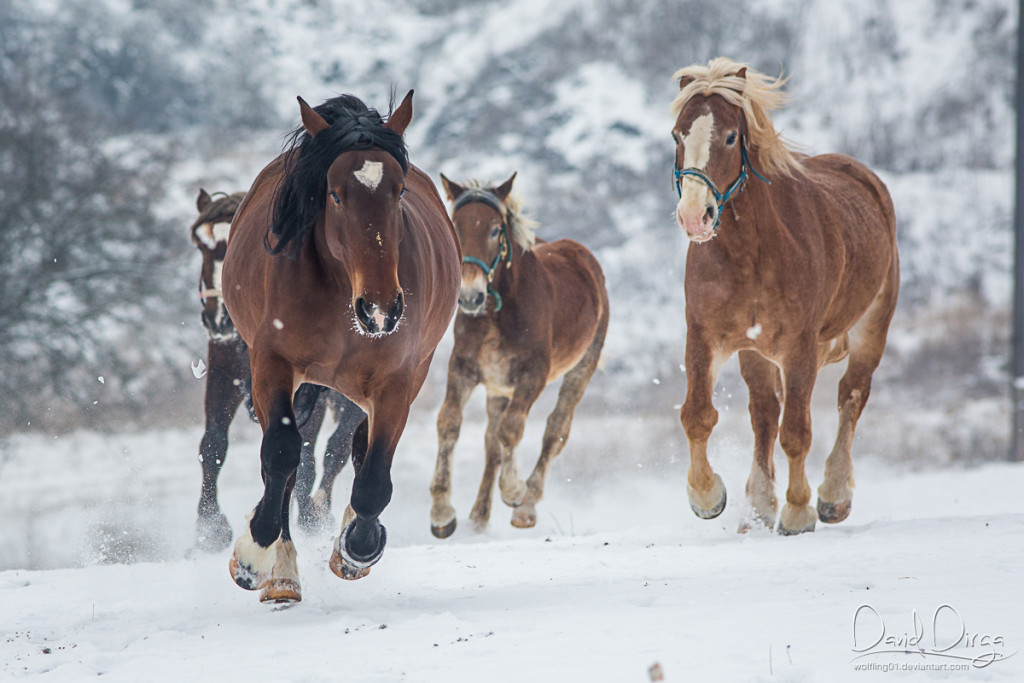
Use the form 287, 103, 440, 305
455, 190, 512, 312
672, 125, 770, 234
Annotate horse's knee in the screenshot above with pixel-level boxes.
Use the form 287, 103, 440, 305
436, 407, 462, 444
681, 401, 718, 441
779, 416, 811, 458
497, 412, 526, 450
261, 422, 302, 476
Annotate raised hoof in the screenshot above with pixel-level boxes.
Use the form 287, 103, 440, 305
500, 484, 527, 509
193, 512, 233, 554
777, 504, 817, 536
260, 578, 301, 603
329, 550, 372, 580
431, 517, 457, 540
228, 554, 263, 591
687, 474, 727, 520
510, 506, 537, 529
817, 498, 852, 524
328, 521, 386, 581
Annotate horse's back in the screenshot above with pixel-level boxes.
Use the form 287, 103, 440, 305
797, 153, 899, 338
530, 238, 608, 378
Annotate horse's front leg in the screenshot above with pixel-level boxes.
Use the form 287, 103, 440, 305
681, 330, 729, 519
330, 393, 409, 580
469, 395, 509, 531
430, 358, 477, 538
194, 339, 246, 552
229, 353, 303, 603
497, 371, 546, 509
777, 346, 818, 535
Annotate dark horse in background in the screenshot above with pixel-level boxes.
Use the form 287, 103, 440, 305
669, 58, 898, 534
188, 189, 364, 553
429, 174, 608, 537
222, 91, 460, 602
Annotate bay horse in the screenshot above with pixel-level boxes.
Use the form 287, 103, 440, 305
429, 174, 608, 537
188, 189, 364, 553
222, 91, 460, 602
669, 58, 899, 535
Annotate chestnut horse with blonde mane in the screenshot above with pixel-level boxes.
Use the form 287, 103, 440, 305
222, 91, 460, 602
429, 174, 608, 537
670, 58, 899, 534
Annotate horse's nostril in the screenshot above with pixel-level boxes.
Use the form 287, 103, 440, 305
705, 205, 716, 224
473, 292, 485, 307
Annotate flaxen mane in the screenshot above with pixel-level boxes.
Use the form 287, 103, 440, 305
454, 179, 538, 249
671, 57, 801, 176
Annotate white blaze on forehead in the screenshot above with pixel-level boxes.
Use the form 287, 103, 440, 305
354, 160, 384, 190
676, 112, 716, 215
682, 112, 715, 171
195, 221, 231, 249
211, 221, 231, 242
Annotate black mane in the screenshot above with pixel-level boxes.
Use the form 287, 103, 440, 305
268, 94, 409, 256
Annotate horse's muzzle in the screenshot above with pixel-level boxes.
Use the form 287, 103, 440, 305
202, 307, 237, 340
354, 292, 404, 336
457, 285, 487, 316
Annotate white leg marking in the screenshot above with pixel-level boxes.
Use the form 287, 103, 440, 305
354, 160, 384, 190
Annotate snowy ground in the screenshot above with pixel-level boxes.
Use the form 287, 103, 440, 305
1, 404, 1022, 681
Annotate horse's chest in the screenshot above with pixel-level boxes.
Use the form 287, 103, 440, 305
477, 330, 516, 398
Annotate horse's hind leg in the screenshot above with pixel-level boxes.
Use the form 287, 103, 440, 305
229, 356, 303, 602
818, 270, 898, 524
737, 351, 781, 532
512, 330, 604, 529
307, 394, 362, 532
469, 395, 509, 531
294, 385, 329, 533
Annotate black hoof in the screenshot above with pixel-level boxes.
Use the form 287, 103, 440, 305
817, 498, 852, 524
776, 519, 816, 536
431, 518, 457, 539
690, 488, 727, 520
192, 512, 233, 554
330, 520, 386, 581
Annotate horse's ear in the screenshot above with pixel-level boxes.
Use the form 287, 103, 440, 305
385, 90, 414, 136
298, 96, 330, 138
678, 74, 696, 90
439, 173, 465, 202
196, 188, 211, 213
493, 172, 517, 203
735, 67, 747, 80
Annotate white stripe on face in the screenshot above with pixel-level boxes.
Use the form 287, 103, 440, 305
676, 112, 716, 218
211, 221, 231, 243
354, 160, 384, 190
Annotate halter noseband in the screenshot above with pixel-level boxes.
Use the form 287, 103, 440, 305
454, 190, 512, 312
673, 121, 770, 234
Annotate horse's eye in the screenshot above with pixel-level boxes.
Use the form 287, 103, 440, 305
725, 132, 738, 146
399, 186, 406, 199
491, 225, 501, 238
330, 191, 341, 205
